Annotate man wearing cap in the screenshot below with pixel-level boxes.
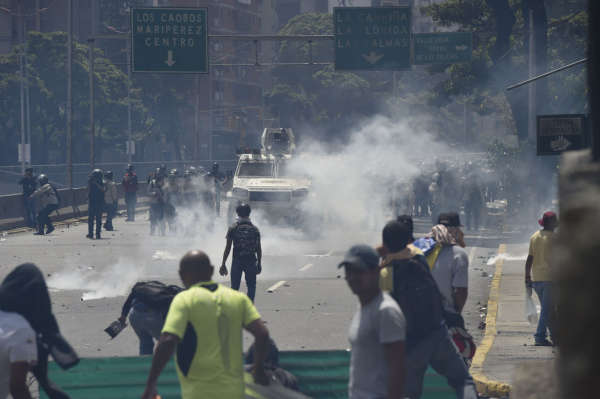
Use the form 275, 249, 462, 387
429, 212, 469, 314
340, 244, 407, 399
525, 211, 558, 346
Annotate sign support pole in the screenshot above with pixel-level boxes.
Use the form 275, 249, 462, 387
89, 39, 95, 169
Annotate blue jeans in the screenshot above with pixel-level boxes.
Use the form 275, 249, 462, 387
128, 307, 165, 356
25, 197, 37, 226
404, 327, 478, 399
533, 281, 556, 342
231, 259, 257, 302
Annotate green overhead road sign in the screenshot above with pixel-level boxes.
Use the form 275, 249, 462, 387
413, 32, 472, 65
131, 7, 208, 73
334, 7, 411, 71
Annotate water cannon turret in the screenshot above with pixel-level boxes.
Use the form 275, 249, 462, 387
261, 128, 295, 156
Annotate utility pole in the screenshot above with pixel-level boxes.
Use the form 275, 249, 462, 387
66, 0, 73, 189
18, 1, 25, 174
25, 31, 31, 166
89, 39, 95, 169
127, 38, 132, 163
528, 12, 536, 144
195, 75, 200, 166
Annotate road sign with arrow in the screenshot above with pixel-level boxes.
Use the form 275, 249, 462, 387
334, 6, 412, 71
131, 7, 208, 74
413, 32, 472, 65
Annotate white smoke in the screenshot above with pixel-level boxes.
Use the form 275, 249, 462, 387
487, 253, 528, 266
47, 258, 146, 300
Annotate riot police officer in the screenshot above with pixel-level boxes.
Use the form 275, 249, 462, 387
87, 169, 106, 239
207, 162, 227, 217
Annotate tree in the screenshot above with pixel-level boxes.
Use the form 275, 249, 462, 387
0, 31, 148, 165
422, 0, 588, 145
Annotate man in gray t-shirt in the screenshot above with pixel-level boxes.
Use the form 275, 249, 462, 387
339, 244, 407, 399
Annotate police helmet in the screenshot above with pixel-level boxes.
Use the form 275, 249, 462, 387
212, 162, 219, 170
170, 169, 179, 177
126, 164, 134, 171
160, 164, 167, 171
92, 169, 103, 179
183, 170, 191, 179
188, 167, 198, 176
38, 174, 49, 185
155, 168, 164, 179
25, 167, 33, 173
104, 171, 114, 180
236, 203, 251, 217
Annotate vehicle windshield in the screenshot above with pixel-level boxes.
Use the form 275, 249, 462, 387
277, 163, 307, 178
238, 162, 273, 177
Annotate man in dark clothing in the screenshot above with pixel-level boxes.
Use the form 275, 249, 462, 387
0, 264, 79, 399
244, 339, 300, 392
86, 169, 106, 239
220, 203, 262, 302
122, 164, 138, 222
18, 167, 38, 228
117, 281, 182, 355
29, 175, 59, 236
206, 162, 227, 217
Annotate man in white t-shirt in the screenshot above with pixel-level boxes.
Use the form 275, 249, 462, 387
0, 310, 38, 399
340, 244, 407, 399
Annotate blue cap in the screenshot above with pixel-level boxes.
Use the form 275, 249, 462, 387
338, 244, 380, 270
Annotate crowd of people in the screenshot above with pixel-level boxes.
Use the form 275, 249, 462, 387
363, 157, 501, 231
0, 201, 558, 398
17, 163, 229, 239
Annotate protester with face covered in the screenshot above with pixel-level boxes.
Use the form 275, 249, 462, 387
429, 213, 469, 315
147, 168, 166, 236
0, 264, 79, 399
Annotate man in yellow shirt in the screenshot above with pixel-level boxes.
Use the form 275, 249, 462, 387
141, 250, 270, 399
525, 212, 558, 346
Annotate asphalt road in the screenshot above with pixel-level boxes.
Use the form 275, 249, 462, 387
0, 204, 504, 358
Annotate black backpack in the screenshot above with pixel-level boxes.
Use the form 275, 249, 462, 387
132, 281, 182, 309
389, 255, 445, 335
234, 221, 258, 257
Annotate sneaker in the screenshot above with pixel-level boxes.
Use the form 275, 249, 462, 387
86, 234, 93, 239
534, 339, 553, 347
33, 232, 44, 236
46, 227, 55, 234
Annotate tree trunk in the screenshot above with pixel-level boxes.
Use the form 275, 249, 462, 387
485, 0, 529, 144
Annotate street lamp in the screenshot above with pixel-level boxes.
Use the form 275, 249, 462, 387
0, 3, 52, 172
104, 23, 133, 164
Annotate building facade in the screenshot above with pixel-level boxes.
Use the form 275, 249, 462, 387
0, 0, 100, 55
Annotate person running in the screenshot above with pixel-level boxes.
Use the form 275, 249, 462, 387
220, 204, 262, 303
525, 211, 558, 346
29, 175, 59, 236
141, 250, 270, 399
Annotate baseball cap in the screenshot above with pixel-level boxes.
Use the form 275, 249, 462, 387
538, 211, 557, 227
438, 212, 463, 227
338, 244, 380, 270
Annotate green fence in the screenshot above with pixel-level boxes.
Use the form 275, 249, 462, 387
41, 350, 455, 399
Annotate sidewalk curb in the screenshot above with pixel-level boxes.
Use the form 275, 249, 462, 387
470, 243, 512, 397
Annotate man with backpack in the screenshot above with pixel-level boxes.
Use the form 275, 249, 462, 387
29, 174, 59, 236
122, 164, 139, 222
379, 221, 477, 399
220, 203, 262, 302
117, 281, 182, 356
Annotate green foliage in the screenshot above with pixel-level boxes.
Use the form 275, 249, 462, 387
263, 84, 312, 121
0, 31, 147, 164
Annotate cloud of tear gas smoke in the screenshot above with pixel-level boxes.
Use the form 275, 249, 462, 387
487, 253, 528, 266
47, 258, 145, 300
282, 115, 457, 234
